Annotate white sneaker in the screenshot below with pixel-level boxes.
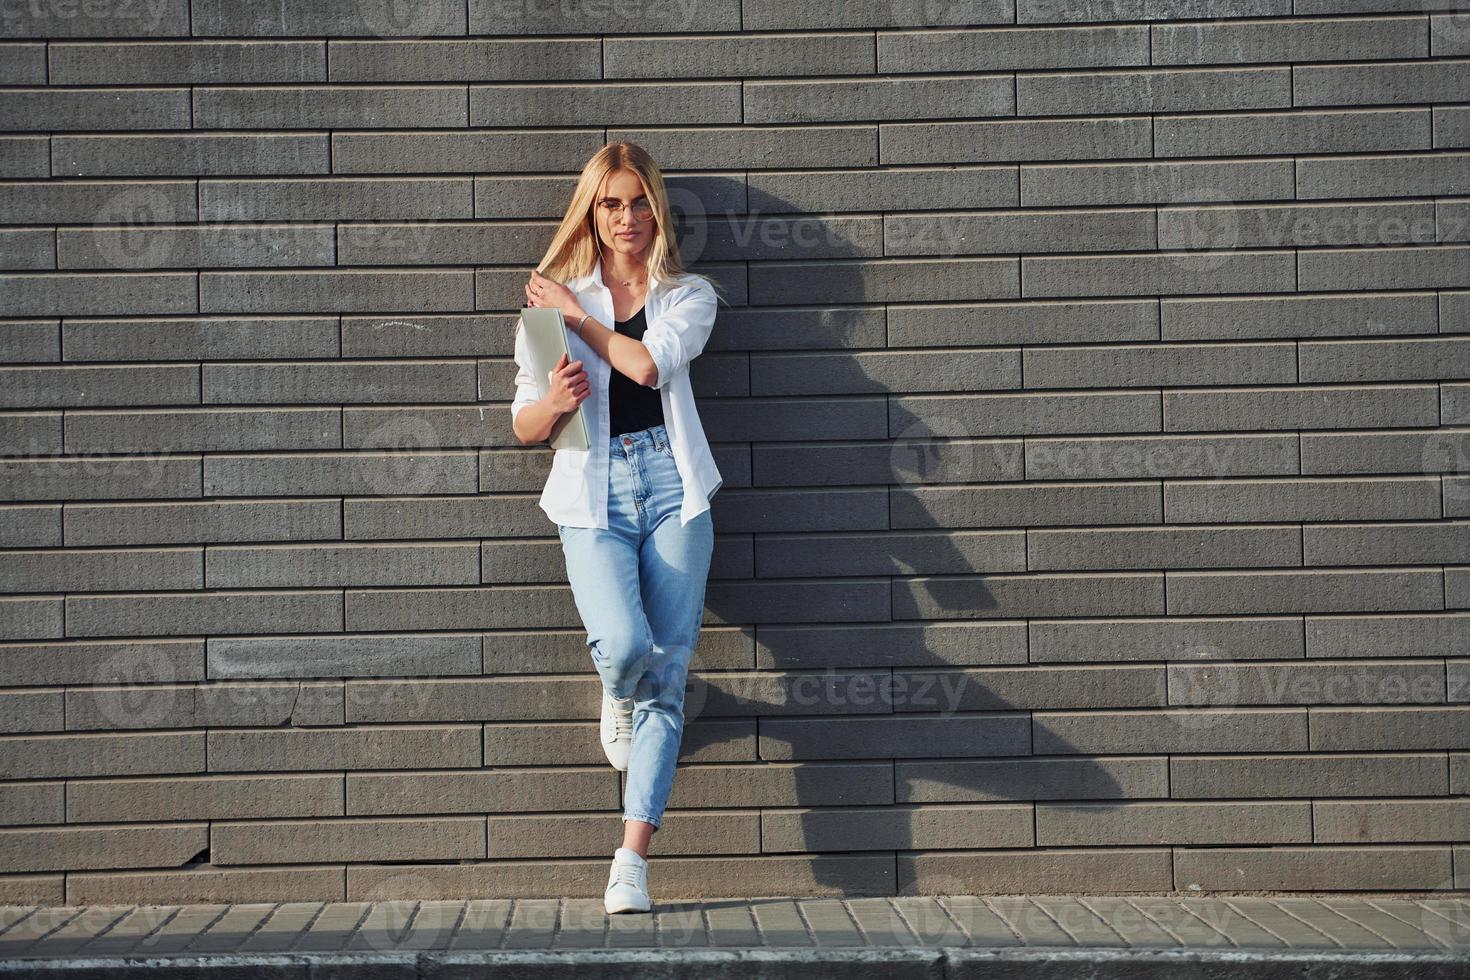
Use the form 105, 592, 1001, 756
600, 689, 635, 771
604, 846, 651, 914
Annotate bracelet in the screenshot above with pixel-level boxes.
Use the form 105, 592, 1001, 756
576, 313, 591, 337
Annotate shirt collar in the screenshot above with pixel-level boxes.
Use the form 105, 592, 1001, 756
568, 253, 670, 294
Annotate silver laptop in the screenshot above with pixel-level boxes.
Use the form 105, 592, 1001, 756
520, 306, 591, 451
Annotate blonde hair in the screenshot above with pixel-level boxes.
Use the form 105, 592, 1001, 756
534, 141, 724, 303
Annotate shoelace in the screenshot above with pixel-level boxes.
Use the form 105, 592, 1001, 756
610, 860, 646, 889
609, 699, 635, 739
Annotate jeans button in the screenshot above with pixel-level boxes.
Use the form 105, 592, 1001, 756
623, 437, 633, 446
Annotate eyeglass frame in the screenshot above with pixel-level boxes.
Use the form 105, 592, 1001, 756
596, 196, 655, 222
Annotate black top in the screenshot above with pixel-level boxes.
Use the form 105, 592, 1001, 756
608, 304, 665, 439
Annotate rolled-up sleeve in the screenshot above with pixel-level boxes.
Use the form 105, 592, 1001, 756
510, 316, 542, 426
641, 278, 718, 390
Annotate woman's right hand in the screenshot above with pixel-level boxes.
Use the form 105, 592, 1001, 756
544, 351, 589, 414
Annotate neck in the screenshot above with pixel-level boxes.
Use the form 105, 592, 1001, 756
601, 247, 649, 288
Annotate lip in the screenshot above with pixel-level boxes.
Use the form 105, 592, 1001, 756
616, 232, 638, 239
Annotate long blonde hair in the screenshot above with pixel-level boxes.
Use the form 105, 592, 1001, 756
535, 141, 724, 303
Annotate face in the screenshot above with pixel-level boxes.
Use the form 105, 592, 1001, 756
594, 168, 655, 258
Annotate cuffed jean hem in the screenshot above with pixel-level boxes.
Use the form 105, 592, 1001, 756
623, 811, 663, 832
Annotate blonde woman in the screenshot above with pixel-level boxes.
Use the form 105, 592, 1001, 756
509, 142, 724, 913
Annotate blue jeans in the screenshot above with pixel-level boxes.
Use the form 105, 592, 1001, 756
557, 422, 714, 833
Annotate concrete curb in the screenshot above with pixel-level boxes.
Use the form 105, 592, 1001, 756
2, 946, 1468, 979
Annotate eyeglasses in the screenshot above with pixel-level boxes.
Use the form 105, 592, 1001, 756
598, 198, 655, 221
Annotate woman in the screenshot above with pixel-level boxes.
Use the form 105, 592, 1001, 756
508, 142, 724, 914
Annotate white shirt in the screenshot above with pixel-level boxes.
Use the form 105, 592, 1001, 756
510, 255, 725, 530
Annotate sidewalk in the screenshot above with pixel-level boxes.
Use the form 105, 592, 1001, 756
3, 894, 1468, 977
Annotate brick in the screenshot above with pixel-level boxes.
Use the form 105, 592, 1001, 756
210, 634, 478, 679
0, 272, 197, 317
1027, 434, 1298, 479
65, 590, 343, 637
62, 317, 339, 361
56, 133, 326, 181
0, 505, 61, 547
214, 816, 483, 864
204, 361, 475, 404
1165, 477, 1442, 523
0, 89, 190, 131
0, 411, 61, 454
1161, 292, 1438, 341
1316, 800, 1470, 842
668, 762, 891, 809
1029, 617, 1304, 663
208, 725, 479, 772
472, 0, 739, 33
1302, 151, 1470, 199
193, 0, 465, 36
0, 548, 201, 593
204, 452, 478, 496
1172, 752, 1449, 799
0, 365, 198, 409
1037, 800, 1311, 846
881, 25, 1146, 73
1029, 249, 1297, 296
1029, 526, 1301, 570
1305, 522, 1470, 565
749, 76, 1012, 124
51, 41, 323, 84
1, 1, 188, 36
472, 82, 739, 127
897, 756, 1167, 803
894, 572, 1165, 620
1307, 613, 1470, 658
756, 622, 1026, 670
0, 320, 58, 361
1165, 383, 1439, 431
59, 222, 332, 270
492, 811, 755, 858
756, 530, 1025, 577
1021, 67, 1291, 115
1300, 244, 1470, 290
753, 349, 1019, 396
1301, 429, 1470, 475
200, 270, 473, 314
0, 228, 54, 270
1175, 845, 1451, 891
348, 768, 617, 814
201, 177, 470, 221
1154, 18, 1425, 66
68, 773, 341, 823
206, 543, 479, 588
1298, 61, 1470, 106
1035, 708, 1309, 753
900, 848, 1173, 894
1022, 160, 1295, 208
1169, 659, 1445, 706
880, 113, 1131, 171
618, 32, 869, 78
752, 438, 1024, 487
893, 481, 1163, 528
1167, 568, 1443, 615
1311, 706, 1470, 750
1303, 337, 1470, 383
893, 664, 1166, 711
0, 732, 202, 779
893, 391, 1161, 437
0, 456, 202, 501
889, 298, 1158, 346
65, 408, 340, 453
65, 499, 342, 546
763, 803, 1032, 852
0, 137, 48, 177
1160, 104, 1429, 156
760, 714, 1031, 760
0, 824, 206, 873
1023, 343, 1299, 387
0, 639, 203, 687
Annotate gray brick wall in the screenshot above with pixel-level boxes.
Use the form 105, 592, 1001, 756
1, 1, 1468, 905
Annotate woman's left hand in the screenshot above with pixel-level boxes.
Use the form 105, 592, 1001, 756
525, 269, 585, 323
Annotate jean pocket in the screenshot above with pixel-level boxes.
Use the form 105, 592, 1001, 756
654, 438, 676, 460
